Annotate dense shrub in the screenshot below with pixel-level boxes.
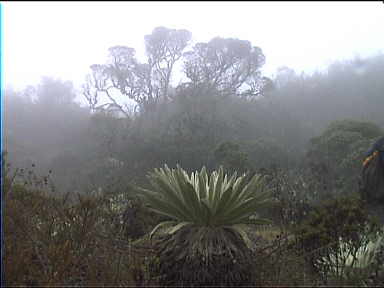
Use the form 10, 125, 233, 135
3, 162, 156, 286
307, 119, 383, 195
293, 195, 381, 283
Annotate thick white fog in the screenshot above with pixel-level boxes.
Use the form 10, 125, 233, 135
4, 2, 384, 91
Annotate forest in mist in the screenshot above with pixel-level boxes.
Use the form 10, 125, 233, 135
4, 26, 384, 195
4, 26, 384, 286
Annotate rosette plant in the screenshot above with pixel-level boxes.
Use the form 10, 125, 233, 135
136, 165, 273, 286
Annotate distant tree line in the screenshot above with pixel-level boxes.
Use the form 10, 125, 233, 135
4, 26, 384, 197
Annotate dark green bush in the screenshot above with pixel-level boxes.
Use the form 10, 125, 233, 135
293, 195, 381, 281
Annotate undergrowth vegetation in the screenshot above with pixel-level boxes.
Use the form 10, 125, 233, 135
4, 27, 384, 286
4, 155, 384, 286
3, 159, 157, 286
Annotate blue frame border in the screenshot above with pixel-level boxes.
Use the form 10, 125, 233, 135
1, 2, 4, 286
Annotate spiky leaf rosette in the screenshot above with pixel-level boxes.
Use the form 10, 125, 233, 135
136, 165, 273, 286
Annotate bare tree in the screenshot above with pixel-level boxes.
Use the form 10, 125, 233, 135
183, 37, 267, 98
145, 26, 191, 101
83, 26, 191, 116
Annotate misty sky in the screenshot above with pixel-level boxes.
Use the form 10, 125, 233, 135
3, 1, 384, 92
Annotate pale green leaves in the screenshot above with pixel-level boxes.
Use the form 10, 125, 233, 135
137, 165, 273, 245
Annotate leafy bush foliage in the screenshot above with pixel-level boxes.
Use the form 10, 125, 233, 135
293, 195, 381, 284
214, 141, 250, 173
307, 119, 383, 195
